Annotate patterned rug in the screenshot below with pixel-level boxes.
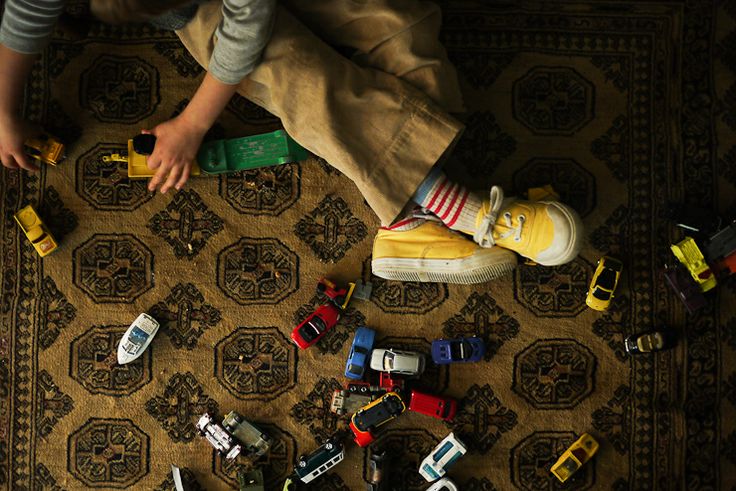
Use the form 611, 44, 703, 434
1, 0, 735, 489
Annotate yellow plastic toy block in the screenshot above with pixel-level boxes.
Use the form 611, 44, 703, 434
117, 140, 201, 179
14, 205, 58, 257
24, 133, 65, 166
671, 236, 717, 292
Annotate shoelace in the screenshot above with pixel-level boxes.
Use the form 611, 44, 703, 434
473, 186, 525, 247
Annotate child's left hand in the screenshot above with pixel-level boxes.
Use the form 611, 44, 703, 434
144, 115, 207, 193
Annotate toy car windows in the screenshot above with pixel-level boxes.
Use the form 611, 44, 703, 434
384, 352, 394, 370
433, 441, 454, 461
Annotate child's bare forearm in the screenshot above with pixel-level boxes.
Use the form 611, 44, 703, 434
179, 72, 238, 134
0, 44, 37, 117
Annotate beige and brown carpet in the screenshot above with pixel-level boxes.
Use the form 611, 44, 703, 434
1, 0, 735, 489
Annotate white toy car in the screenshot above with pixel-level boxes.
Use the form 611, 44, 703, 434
427, 478, 459, 491
419, 432, 467, 482
196, 413, 242, 460
370, 348, 425, 376
117, 313, 159, 364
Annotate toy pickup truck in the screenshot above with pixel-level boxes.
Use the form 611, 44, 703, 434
24, 133, 65, 166
670, 237, 717, 292
14, 205, 58, 257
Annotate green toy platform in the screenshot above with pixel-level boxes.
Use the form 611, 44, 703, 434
197, 129, 308, 174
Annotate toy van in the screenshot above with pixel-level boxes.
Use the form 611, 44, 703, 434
14, 205, 57, 256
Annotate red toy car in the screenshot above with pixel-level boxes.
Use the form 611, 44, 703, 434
291, 303, 340, 349
408, 390, 457, 421
378, 371, 404, 393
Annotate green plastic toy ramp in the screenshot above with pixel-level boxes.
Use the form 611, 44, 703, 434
197, 129, 308, 174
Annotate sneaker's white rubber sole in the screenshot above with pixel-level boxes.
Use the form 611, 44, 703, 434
372, 254, 516, 284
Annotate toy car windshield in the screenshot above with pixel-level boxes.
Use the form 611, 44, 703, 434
450, 341, 469, 360
347, 363, 363, 376
592, 288, 611, 301
301, 317, 326, 343
384, 352, 394, 370
637, 333, 662, 351
597, 269, 617, 289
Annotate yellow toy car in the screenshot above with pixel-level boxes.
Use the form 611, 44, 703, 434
14, 205, 58, 257
24, 133, 65, 166
670, 237, 716, 292
550, 433, 599, 483
585, 256, 622, 311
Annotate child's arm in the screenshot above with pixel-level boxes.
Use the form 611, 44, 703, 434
0, 44, 39, 171
146, 0, 276, 193
0, 0, 65, 170
145, 72, 238, 193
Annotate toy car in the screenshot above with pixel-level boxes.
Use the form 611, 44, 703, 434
344, 326, 376, 380
222, 411, 270, 458
14, 205, 58, 257
671, 237, 717, 292
585, 256, 623, 311
330, 389, 373, 416
550, 433, 599, 483
624, 329, 676, 354
367, 450, 387, 491
196, 413, 242, 460
197, 129, 308, 174
418, 432, 467, 482
317, 277, 355, 310
378, 371, 404, 393
24, 133, 65, 166
431, 337, 485, 364
291, 303, 340, 349
237, 469, 264, 491
663, 264, 707, 313
294, 438, 345, 483
427, 478, 459, 491
117, 313, 159, 364
349, 392, 405, 447
370, 348, 425, 376
408, 390, 457, 421
704, 221, 736, 266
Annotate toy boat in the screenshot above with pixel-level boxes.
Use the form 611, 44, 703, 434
117, 313, 159, 364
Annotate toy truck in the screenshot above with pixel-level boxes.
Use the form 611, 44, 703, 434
24, 133, 65, 166
670, 237, 717, 292
196, 413, 242, 460
197, 129, 308, 174
103, 134, 202, 179
704, 221, 736, 277
222, 411, 270, 458
14, 205, 58, 256
330, 388, 374, 416
550, 433, 599, 483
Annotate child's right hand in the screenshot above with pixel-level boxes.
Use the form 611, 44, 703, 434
0, 114, 38, 172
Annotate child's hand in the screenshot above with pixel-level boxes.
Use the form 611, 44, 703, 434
0, 114, 38, 172
144, 115, 207, 193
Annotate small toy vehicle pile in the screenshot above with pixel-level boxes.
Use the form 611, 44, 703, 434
196, 411, 270, 461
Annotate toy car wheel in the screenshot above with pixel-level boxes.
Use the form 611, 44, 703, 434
325, 442, 334, 450
297, 458, 307, 468
359, 385, 369, 394
349, 385, 357, 393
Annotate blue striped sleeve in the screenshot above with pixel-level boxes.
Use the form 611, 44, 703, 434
0, 0, 66, 54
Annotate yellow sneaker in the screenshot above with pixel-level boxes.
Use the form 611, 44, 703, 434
471, 186, 583, 266
372, 219, 517, 284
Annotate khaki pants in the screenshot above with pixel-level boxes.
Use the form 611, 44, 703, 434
176, 0, 465, 225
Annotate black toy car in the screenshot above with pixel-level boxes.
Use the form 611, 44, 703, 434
624, 330, 676, 354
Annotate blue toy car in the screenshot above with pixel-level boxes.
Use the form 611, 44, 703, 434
431, 337, 485, 364
345, 326, 376, 380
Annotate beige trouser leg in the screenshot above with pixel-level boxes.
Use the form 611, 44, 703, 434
176, 1, 464, 225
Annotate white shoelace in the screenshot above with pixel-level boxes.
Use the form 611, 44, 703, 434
473, 186, 525, 247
